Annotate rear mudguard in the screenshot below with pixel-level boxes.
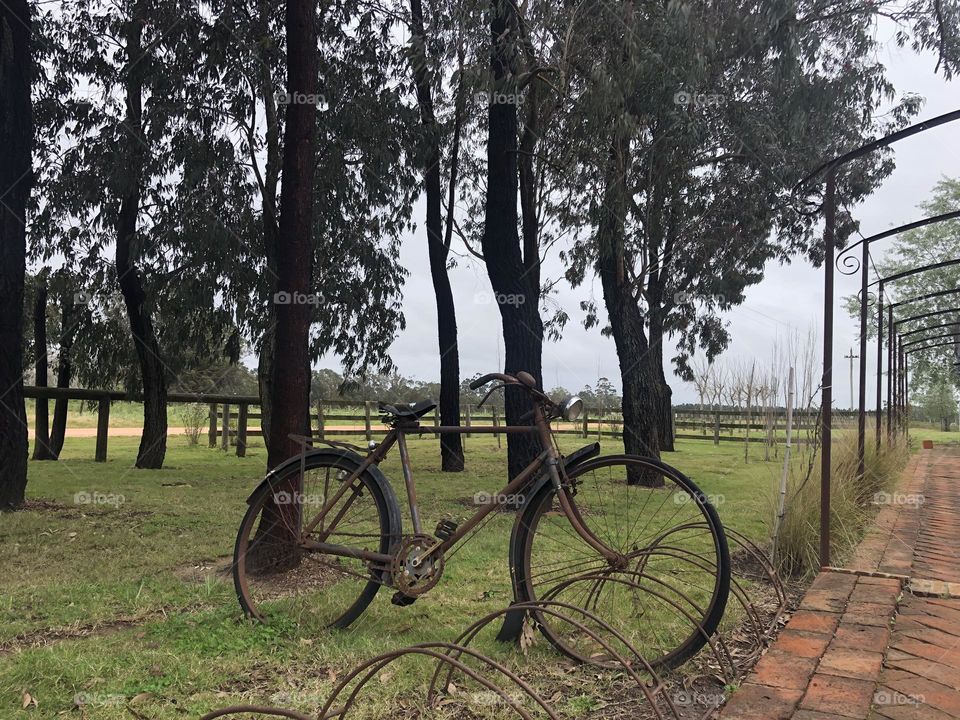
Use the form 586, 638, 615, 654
496, 442, 600, 641
244, 447, 403, 553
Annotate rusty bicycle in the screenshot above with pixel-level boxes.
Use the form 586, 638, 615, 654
233, 371, 730, 670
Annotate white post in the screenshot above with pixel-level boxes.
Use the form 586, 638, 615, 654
772, 366, 796, 565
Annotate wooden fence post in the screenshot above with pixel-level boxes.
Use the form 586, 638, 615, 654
221, 403, 230, 450
364, 401, 373, 440
95, 397, 110, 462
208, 403, 218, 447
582, 408, 589, 439
236, 404, 248, 458
317, 400, 325, 440
493, 406, 501, 448
465, 404, 472, 438
713, 411, 721, 446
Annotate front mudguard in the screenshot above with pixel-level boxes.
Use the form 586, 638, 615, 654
496, 442, 601, 641
244, 447, 403, 553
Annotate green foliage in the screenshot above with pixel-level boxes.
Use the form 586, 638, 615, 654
772, 431, 909, 578
844, 177, 960, 394
536, 0, 923, 378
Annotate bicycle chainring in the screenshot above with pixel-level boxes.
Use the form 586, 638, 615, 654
392, 534, 445, 596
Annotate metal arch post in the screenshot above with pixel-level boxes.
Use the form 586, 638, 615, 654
887, 304, 893, 442
857, 241, 868, 480
820, 168, 837, 569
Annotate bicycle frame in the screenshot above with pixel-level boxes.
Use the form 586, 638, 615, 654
296, 402, 620, 573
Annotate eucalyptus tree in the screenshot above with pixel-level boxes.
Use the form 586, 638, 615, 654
205, 0, 419, 449
31, 0, 253, 468
0, 0, 33, 509
547, 0, 924, 471
408, 0, 465, 472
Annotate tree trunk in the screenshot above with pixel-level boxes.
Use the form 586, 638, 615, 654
595, 135, 663, 486
482, 0, 543, 479
646, 312, 675, 451
49, 297, 75, 458
0, 0, 32, 510
255, 0, 281, 452
409, 0, 464, 472
253, 0, 319, 572
32, 280, 54, 460
116, 9, 167, 469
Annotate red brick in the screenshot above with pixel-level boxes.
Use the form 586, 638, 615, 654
775, 629, 832, 659
818, 645, 884, 680
883, 675, 960, 716
721, 682, 804, 720
810, 572, 858, 594
788, 610, 842, 634
858, 576, 903, 591
833, 622, 891, 653
802, 589, 850, 613
800, 674, 875, 717
750, 649, 819, 689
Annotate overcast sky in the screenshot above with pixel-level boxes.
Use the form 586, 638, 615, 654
320, 27, 960, 408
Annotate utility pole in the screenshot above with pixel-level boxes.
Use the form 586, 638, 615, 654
843, 347, 858, 410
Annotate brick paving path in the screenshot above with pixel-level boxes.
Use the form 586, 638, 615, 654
719, 448, 960, 720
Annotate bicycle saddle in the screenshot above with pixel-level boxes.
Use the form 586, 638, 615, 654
377, 399, 437, 422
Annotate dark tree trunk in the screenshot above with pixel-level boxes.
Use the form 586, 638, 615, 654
595, 135, 663, 486
0, 0, 32, 510
116, 9, 167, 469
267, 0, 316, 469
50, 293, 77, 458
482, 0, 543, 479
32, 280, 54, 460
647, 310, 675, 451
255, 0, 281, 451
252, 0, 319, 571
409, 0, 464, 472
49, 299, 75, 457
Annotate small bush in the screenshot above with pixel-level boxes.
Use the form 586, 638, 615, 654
179, 403, 208, 446
771, 429, 908, 579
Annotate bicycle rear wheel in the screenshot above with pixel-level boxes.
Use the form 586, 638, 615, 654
233, 450, 400, 630
513, 454, 730, 670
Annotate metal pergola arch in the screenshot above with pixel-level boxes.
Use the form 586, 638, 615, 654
796, 107, 960, 567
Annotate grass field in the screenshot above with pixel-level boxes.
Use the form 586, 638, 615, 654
0, 422, 917, 719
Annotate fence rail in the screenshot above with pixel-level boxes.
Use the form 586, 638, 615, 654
24, 385, 875, 462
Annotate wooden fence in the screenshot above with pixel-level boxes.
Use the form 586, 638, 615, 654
24, 385, 876, 462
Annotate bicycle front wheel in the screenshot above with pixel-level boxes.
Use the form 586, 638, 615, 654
513, 454, 730, 670
233, 450, 400, 630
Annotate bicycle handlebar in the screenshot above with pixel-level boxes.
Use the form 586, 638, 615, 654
469, 372, 515, 390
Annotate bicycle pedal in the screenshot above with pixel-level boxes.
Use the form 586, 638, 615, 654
391, 591, 417, 607
434, 518, 458, 541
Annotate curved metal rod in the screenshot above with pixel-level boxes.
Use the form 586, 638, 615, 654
905, 337, 960, 355
836, 210, 960, 269
429, 600, 679, 719
795, 108, 960, 189
634, 526, 772, 662
838, 252, 862, 277
200, 707, 316, 720
890, 285, 960, 310
899, 319, 960, 338
901, 331, 960, 349
541, 569, 737, 677
867, 257, 960, 288
318, 644, 556, 720
896, 305, 960, 326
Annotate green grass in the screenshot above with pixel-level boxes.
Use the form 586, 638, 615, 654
0, 431, 828, 718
